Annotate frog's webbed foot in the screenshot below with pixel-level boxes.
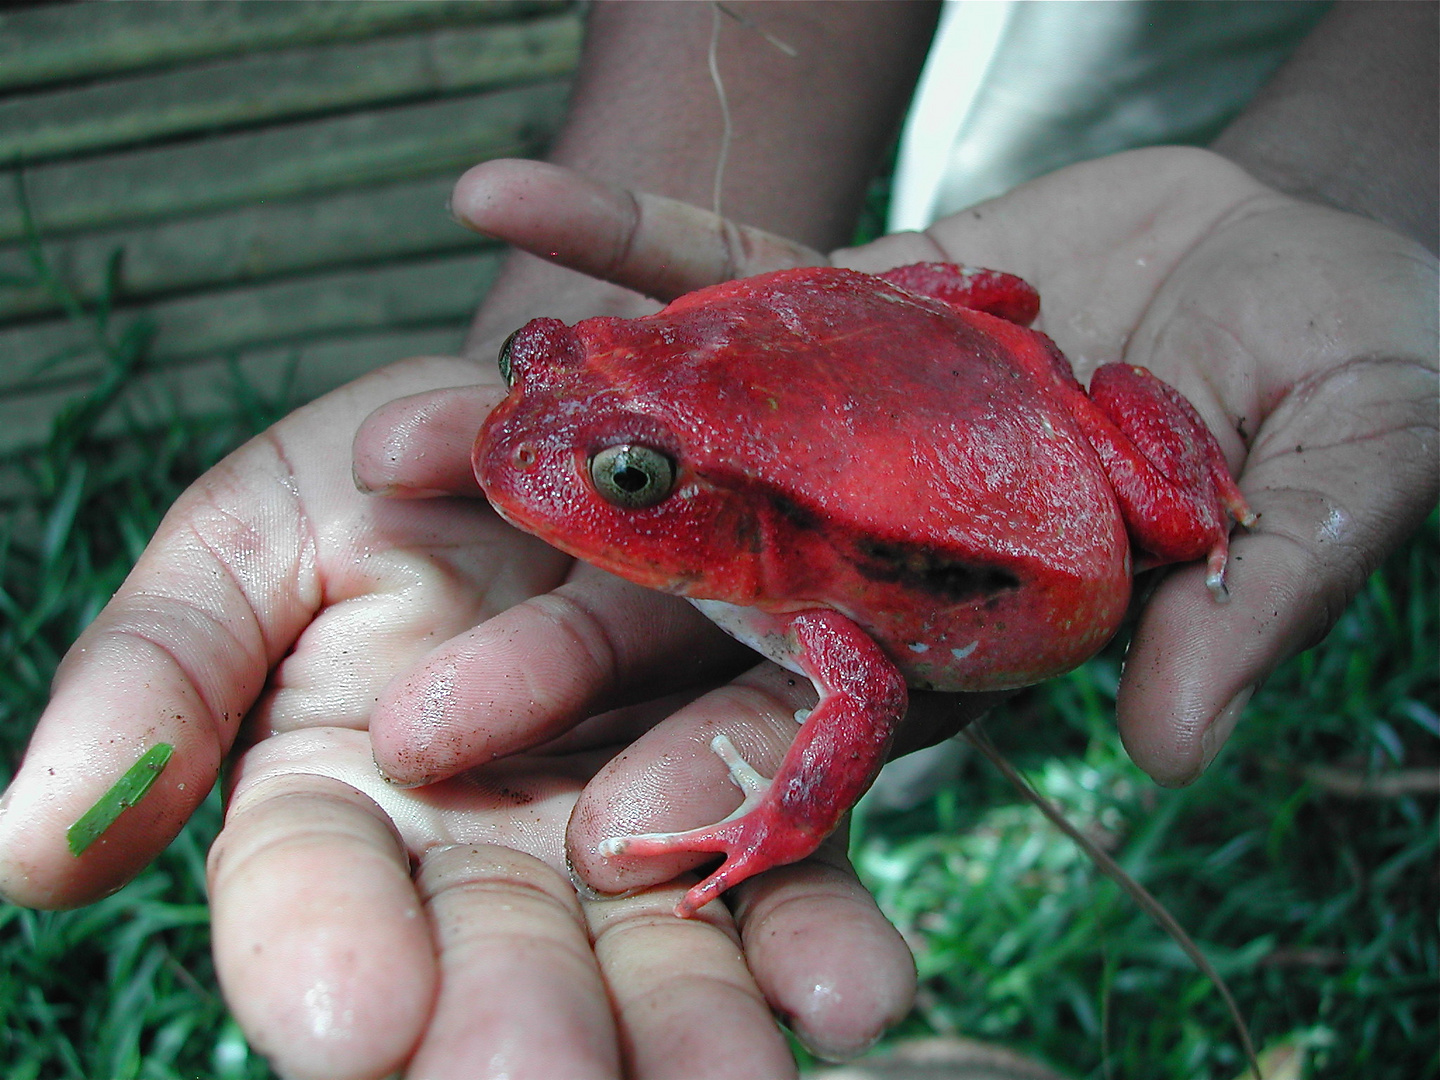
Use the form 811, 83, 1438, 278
598, 610, 906, 918
600, 733, 772, 856
598, 733, 788, 917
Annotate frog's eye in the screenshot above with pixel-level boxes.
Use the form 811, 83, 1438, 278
497, 329, 520, 387
588, 444, 676, 509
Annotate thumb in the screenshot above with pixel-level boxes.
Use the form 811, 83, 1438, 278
451, 158, 824, 302
1119, 355, 1437, 786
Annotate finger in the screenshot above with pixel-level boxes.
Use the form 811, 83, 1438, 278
0, 447, 297, 908
208, 773, 436, 1080
408, 844, 620, 1080
729, 833, 916, 1063
227, 725, 594, 866
217, 729, 621, 1077
569, 668, 919, 1063
1121, 358, 1439, 784
0, 358, 511, 908
451, 159, 824, 302
370, 566, 752, 786
583, 886, 797, 1080
352, 383, 504, 498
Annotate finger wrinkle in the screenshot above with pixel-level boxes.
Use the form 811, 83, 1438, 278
121, 584, 265, 681
256, 428, 324, 614
1258, 417, 1440, 458
605, 185, 645, 285
525, 590, 624, 700
1259, 354, 1440, 430
737, 877, 875, 934
418, 844, 581, 916
182, 456, 320, 662
214, 781, 406, 879
592, 908, 743, 955
619, 971, 763, 1022
89, 618, 253, 753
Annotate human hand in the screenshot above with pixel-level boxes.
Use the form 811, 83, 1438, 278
364, 154, 1435, 912
0, 349, 914, 1076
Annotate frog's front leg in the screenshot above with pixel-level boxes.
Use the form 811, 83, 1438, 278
599, 608, 906, 918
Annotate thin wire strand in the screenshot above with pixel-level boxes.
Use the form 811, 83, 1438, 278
707, 2, 733, 220
706, 2, 797, 221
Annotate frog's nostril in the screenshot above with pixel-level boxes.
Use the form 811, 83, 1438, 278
512, 442, 537, 468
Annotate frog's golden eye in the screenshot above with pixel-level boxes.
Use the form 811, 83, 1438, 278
497, 329, 520, 387
589, 444, 676, 509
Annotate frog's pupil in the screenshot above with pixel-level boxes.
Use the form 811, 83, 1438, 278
612, 465, 649, 493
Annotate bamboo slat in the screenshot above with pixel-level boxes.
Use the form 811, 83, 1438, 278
0, 81, 570, 242
0, 175, 482, 321
0, 323, 474, 462
0, 0, 563, 92
1, 248, 504, 395
0, 14, 582, 164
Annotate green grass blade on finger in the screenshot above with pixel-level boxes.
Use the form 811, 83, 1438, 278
66, 742, 175, 856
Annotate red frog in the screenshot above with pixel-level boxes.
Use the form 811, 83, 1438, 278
474, 263, 1253, 917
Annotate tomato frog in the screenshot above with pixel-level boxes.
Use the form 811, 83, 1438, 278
474, 262, 1254, 917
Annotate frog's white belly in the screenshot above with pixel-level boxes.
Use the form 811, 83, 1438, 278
687, 598, 809, 679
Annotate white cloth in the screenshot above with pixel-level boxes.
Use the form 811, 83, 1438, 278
889, 0, 1331, 231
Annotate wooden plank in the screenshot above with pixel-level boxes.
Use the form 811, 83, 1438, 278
0, 323, 473, 462
0, 80, 570, 243
0, 14, 582, 164
0, 0, 567, 93
0, 174, 484, 322
0, 248, 504, 395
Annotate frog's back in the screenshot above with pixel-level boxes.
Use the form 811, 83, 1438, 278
578, 267, 1132, 690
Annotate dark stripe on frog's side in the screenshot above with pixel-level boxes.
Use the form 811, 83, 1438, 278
854, 538, 1020, 602
743, 485, 1021, 604
763, 488, 822, 532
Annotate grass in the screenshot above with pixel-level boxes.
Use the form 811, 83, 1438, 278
849, 515, 1439, 1078
1, 198, 1436, 1080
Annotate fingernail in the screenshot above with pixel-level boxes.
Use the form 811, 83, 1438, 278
352, 467, 384, 495
372, 756, 432, 790
1197, 684, 1255, 776
352, 468, 448, 499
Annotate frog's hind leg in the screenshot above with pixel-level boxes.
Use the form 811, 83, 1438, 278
878, 262, 1041, 326
1071, 363, 1256, 598
598, 609, 906, 918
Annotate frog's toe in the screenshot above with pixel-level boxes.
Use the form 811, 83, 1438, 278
600, 735, 763, 843
598, 733, 773, 859
598, 734, 826, 917
1205, 549, 1232, 602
